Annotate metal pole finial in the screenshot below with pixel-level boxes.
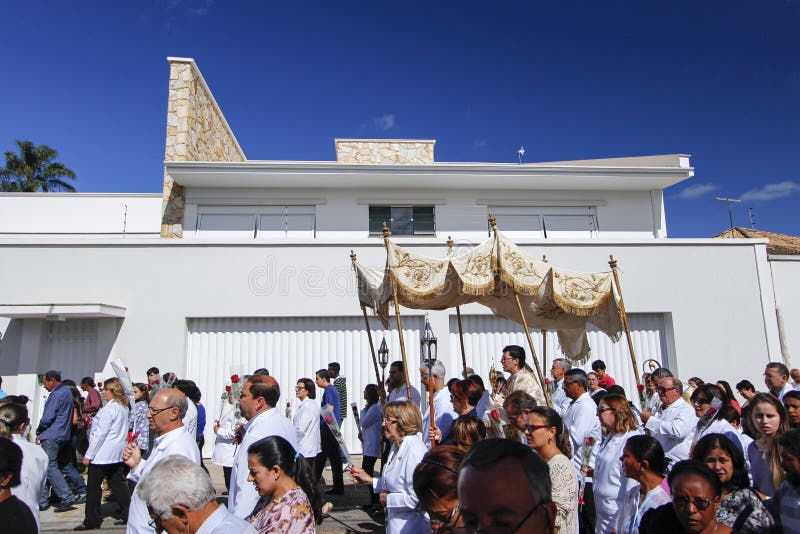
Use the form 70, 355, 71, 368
542, 254, 548, 263
609, 255, 617, 269
488, 214, 497, 235
382, 221, 390, 239
350, 249, 357, 265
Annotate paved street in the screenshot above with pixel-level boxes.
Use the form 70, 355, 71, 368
40, 457, 385, 533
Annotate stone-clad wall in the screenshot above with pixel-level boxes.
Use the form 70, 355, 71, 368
335, 139, 435, 165
161, 58, 246, 238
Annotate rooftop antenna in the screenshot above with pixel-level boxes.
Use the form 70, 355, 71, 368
517, 147, 525, 164
748, 208, 756, 229
715, 197, 741, 232
122, 204, 128, 238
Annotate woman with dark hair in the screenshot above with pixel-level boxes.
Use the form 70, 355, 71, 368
247, 435, 322, 533
747, 393, 789, 496
129, 383, 150, 458
523, 406, 577, 534
412, 445, 466, 532
640, 460, 727, 534
450, 378, 482, 418
359, 384, 382, 509
715, 381, 741, 414
692, 433, 775, 533
292, 378, 320, 468
0, 402, 47, 529
616, 435, 671, 534
590, 394, 643, 533
447, 414, 486, 449
0, 437, 37, 533
783, 390, 800, 428
691, 384, 739, 446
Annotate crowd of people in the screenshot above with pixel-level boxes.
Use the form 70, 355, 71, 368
0, 349, 799, 533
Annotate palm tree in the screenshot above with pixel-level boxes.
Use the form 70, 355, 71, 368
0, 140, 77, 192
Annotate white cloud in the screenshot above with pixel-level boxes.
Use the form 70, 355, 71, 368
676, 183, 719, 199
365, 114, 395, 131
740, 181, 800, 201
472, 140, 488, 150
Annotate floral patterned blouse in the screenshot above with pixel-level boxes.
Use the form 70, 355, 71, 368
248, 487, 315, 534
717, 488, 776, 533
128, 399, 149, 451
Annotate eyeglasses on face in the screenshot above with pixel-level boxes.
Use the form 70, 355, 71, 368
294, 386, 305, 390
147, 406, 173, 416
382, 417, 399, 425
522, 423, 551, 433
692, 398, 711, 405
451, 502, 545, 533
429, 503, 462, 531
596, 407, 614, 415
657, 386, 678, 393
673, 495, 714, 511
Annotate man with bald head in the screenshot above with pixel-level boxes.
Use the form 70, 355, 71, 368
123, 389, 201, 534
228, 374, 298, 518
640, 376, 697, 465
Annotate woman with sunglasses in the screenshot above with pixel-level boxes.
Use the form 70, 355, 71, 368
412, 445, 466, 532
523, 405, 577, 534
639, 460, 730, 534
351, 401, 430, 533
690, 385, 738, 446
691, 433, 776, 533
589, 394, 642, 533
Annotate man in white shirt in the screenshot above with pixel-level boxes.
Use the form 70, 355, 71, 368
764, 362, 795, 400
563, 368, 602, 534
386, 361, 421, 406
228, 374, 297, 519
420, 361, 456, 446
123, 389, 201, 534
641, 376, 697, 465
550, 358, 572, 417
137, 455, 255, 534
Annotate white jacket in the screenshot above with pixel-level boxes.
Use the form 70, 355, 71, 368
422, 387, 456, 447
127, 425, 201, 534
564, 392, 602, 478
11, 433, 47, 529
229, 408, 297, 518
293, 397, 321, 459
212, 403, 238, 467
644, 397, 697, 464
593, 429, 643, 534
388, 384, 421, 406
183, 400, 198, 437
86, 400, 129, 464
360, 403, 383, 458
373, 434, 431, 533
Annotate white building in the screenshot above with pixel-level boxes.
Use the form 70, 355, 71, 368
0, 58, 794, 455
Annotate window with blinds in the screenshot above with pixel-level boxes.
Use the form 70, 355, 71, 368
488, 205, 598, 238
196, 205, 316, 238
369, 205, 435, 236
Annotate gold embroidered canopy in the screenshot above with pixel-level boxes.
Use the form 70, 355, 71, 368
353, 229, 623, 361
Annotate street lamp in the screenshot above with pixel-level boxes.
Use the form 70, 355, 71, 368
378, 337, 390, 386
421, 314, 438, 445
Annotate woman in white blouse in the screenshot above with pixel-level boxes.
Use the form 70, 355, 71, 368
76, 377, 131, 531
0, 401, 47, 529
351, 401, 430, 533
587, 394, 642, 534
293, 378, 321, 468
359, 384, 383, 508
212, 389, 238, 492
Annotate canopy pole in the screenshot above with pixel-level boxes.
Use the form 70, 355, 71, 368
384, 223, 412, 402
513, 293, 552, 407
351, 250, 382, 386
542, 329, 548, 380
609, 256, 642, 388
447, 236, 468, 375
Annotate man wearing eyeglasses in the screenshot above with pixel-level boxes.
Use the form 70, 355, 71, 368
500, 345, 545, 406
640, 376, 697, 465
458, 438, 556, 534
123, 389, 201, 534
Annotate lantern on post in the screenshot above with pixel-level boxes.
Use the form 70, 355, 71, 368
378, 337, 390, 386
420, 314, 438, 445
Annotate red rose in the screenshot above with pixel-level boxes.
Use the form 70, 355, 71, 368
637, 384, 645, 392
225, 385, 231, 392
125, 367, 129, 372
545, 378, 551, 384
584, 436, 594, 445
97, 382, 103, 388
231, 374, 240, 384
155, 380, 160, 385
490, 410, 500, 420
325, 416, 333, 424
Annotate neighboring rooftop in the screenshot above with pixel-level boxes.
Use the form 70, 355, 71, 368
715, 227, 800, 255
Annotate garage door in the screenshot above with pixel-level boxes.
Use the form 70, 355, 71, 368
186, 316, 424, 457
446, 314, 668, 408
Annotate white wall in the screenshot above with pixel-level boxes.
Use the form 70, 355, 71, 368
0, 193, 162, 236
770, 255, 800, 368
0, 238, 779, 409
183, 187, 660, 240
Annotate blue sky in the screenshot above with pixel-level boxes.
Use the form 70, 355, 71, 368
2, 1, 798, 237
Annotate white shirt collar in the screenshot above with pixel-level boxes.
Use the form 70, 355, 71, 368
154, 425, 187, 447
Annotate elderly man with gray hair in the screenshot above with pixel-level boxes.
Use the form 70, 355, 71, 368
420, 360, 456, 447
123, 389, 201, 534
640, 376, 697, 465
550, 358, 572, 416
137, 455, 254, 534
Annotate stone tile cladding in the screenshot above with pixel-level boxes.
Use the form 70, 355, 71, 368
161, 59, 245, 238
335, 140, 435, 165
